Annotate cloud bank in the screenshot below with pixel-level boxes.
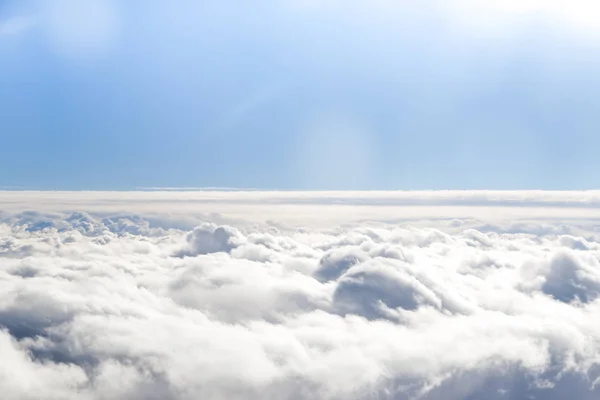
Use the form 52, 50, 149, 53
1, 191, 600, 399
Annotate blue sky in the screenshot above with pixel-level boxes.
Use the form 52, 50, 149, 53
1, 0, 600, 190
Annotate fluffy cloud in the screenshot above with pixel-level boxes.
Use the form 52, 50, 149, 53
1, 192, 600, 399
176, 223, 245, 256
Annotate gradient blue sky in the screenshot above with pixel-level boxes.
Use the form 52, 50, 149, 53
2, 0, 600, 190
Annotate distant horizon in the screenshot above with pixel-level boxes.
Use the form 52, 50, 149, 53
4, 187, 600, 193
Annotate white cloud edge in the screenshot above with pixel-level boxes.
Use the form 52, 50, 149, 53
1, 190, 600, 228
4, 190, 600, 208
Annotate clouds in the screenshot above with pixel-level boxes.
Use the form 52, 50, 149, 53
540, 251, 600, 304
176, 224, 245, 256
2, 192, 600, 399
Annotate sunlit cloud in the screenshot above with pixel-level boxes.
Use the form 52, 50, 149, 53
1, 191, 600, 399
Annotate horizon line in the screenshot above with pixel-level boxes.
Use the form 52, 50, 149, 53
1, 188, 600, 193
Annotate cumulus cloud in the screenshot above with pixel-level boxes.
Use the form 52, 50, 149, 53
176, 223, 245, 256
1, 191, 600, 399
540, 251, 600, 304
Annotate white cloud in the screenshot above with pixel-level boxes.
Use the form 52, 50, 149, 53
176, 223, 246, 257
1, 191, 600, 398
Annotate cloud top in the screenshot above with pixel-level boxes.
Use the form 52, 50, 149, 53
1, 192, 600, 399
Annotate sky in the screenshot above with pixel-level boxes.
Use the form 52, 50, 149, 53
2, 0, 600, 190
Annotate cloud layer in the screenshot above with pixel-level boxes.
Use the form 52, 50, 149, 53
1, 192, 600, 399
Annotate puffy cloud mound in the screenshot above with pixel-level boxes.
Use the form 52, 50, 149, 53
2, 195, 600, 399
176, 223, 245, 256
541, 251, 600, 303
332, 259, 443, 319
